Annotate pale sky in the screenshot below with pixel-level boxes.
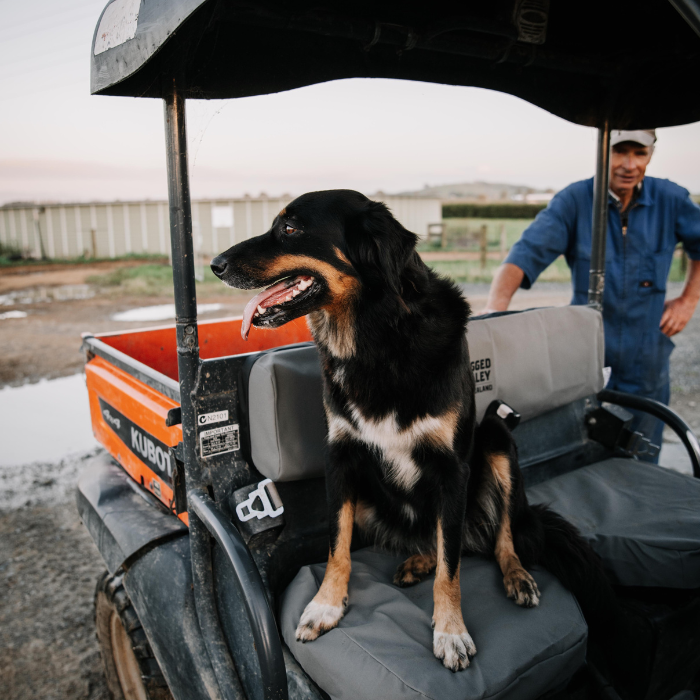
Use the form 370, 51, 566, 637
2, 0, 700, 205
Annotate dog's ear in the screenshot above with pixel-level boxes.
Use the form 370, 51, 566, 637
345, 200, 419, 296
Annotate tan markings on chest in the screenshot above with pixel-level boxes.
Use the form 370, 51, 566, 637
308, 309, 356, 359
327, 403, 459, 491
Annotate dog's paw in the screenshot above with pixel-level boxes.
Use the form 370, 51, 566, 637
295, 598, 347, 642
433, 630, 477, 672
504, 569, 540, 608
393, 553, 437, 587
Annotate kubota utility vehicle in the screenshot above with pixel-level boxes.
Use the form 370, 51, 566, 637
79, 2, 700, 700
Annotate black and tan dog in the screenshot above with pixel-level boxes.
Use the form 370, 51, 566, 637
211, 190, 614, 672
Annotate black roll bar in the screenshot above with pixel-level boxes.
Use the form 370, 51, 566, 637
598, 389, 700, 478
190, 490, 289, 700
588, 121, 611, 311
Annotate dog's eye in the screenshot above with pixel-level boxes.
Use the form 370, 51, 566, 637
285, 225, 298, 235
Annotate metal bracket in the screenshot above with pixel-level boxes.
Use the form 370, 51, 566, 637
586, 405, 659, 460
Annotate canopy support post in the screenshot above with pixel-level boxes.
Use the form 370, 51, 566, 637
588, 119, 611, 311
163, 88, 245, 700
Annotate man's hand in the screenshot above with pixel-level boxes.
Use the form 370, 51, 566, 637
660, 296, 698, 337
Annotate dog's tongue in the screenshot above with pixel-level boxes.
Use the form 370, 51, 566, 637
241, 277, 313, 340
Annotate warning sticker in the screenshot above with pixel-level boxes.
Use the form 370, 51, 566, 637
200, 423, 240, 458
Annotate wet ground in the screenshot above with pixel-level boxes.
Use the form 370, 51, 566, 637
0, 269, 699, 698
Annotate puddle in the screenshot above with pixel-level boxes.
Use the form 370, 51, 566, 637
112, 303, 223, 322
0, 310, 28, 320
0, 374, 97, 468
0, 284, 95, 305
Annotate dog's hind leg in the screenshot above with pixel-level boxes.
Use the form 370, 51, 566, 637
478, 417, 541, 608
393, 552, 437, 587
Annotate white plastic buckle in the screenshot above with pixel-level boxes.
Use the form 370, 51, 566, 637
235, 478, 284, 522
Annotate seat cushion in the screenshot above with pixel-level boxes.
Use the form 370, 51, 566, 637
527, 458, 700, 588
281, 548, 587, 700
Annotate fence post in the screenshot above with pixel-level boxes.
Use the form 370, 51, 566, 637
480, 224, 488, 270
500, 223, 507, 259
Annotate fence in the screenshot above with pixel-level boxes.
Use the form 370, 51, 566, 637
0, 195, 442, 260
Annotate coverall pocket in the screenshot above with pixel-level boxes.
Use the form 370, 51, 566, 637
634, 330, 675, 395
638, 256, 670, 296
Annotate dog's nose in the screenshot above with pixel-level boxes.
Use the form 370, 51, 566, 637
210, 256, 228, 278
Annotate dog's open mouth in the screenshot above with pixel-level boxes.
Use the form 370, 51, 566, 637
241, 275, 316, 340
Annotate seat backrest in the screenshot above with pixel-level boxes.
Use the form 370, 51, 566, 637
246, 305, 604, 482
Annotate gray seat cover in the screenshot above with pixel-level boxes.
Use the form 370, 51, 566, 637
248, 306, 604, 482
281, 548, 587, 700
527, 458, 700, 588
248, 345, 327, 481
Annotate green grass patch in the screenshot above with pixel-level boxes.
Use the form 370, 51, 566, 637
426, 256, 571, 284
417, 218, 534, 253
87, 261, 227, 298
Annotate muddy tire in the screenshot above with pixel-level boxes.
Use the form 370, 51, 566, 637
95, 571, 173, 700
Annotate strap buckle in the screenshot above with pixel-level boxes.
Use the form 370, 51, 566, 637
235, 478, 284, 522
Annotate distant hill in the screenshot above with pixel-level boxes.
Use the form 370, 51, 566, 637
395, 181, 554, 202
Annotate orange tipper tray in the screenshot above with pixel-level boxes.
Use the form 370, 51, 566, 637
83, 315, 312, 523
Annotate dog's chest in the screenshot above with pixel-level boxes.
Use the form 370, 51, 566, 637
327, 402, 457, 491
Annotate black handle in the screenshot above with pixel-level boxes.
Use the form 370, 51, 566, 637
189, 490, 288, 700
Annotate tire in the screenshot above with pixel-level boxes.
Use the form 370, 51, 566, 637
95, 571, 173, 700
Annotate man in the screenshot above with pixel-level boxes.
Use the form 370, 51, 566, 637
484, 129, 700, 455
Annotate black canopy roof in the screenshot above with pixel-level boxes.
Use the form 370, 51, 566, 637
91, 0, 700, 129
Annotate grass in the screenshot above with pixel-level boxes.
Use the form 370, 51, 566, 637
0, 251, 169, 268
425, 256, 572, 284
87, 260, 229, 298
417, 218, 534, 253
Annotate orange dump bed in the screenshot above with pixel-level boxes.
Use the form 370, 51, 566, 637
83, 316, 313, 519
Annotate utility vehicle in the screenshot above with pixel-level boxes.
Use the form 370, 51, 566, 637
79, 2, 700, 699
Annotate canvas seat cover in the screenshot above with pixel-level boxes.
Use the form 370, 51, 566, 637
281, 548, 587, 700
247, 305, 604, 482
527, 458, 700, 588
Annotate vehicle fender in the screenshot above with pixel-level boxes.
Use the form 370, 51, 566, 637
76, 451, 187, 574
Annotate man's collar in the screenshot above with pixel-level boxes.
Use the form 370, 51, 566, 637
609, 179, 652, 207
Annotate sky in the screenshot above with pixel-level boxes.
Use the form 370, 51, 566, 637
2, 0, 700, 205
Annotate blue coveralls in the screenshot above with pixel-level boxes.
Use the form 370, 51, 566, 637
506, 176, 700, 453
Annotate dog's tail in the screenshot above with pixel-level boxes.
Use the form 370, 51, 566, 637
513, 502, 619, 634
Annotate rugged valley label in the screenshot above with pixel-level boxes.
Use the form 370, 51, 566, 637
471, 357, 494, 394
99, 398, 173, 485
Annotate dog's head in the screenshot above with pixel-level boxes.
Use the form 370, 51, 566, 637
211, 189, 422, 339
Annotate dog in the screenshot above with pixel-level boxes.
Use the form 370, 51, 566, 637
211, 189, 617, 672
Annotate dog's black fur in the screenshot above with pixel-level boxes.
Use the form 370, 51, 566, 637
211, 189, 620, 673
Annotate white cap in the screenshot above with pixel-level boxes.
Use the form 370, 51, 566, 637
611, 129, 657, 147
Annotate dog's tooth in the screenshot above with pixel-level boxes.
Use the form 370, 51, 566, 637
257, 305, 266, 315
298, 278, 312, 291
292, 289, 300, 297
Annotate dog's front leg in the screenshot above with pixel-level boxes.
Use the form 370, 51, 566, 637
296, 496, 355, 642
433, 499, 476, 671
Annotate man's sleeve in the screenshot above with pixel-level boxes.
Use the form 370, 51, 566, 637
505, 190, 575, 289
676, 190, 700, 261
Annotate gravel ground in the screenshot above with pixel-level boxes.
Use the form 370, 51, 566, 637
1, 278, 699, 699
0, 464, 110, 700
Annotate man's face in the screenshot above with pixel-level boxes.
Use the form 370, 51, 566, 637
610, 141, 653, 194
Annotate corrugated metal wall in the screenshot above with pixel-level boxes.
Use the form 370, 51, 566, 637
0, 196, 441, 260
